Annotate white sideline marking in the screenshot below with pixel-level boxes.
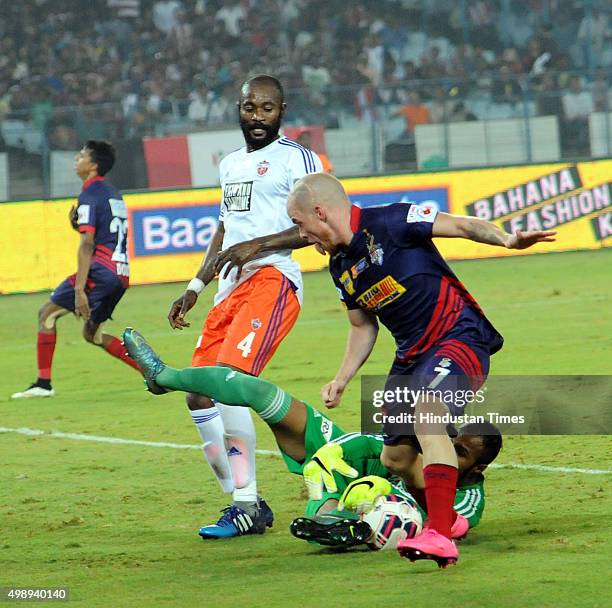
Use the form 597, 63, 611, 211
1, 426, 611, 474
0, 426, 279, 456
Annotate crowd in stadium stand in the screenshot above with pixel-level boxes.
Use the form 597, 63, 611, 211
0, 0, 610, 150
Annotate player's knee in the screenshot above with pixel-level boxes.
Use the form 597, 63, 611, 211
82, 324, 97, 344
185, 392, 214, 411
38, 302, 53, 328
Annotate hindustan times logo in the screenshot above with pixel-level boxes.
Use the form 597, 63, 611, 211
372, 387, 486, 409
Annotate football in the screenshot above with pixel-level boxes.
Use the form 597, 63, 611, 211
361, 494, 423, 550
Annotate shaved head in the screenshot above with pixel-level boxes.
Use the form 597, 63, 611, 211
289, 173, 350, 213
288, 173, 354, 253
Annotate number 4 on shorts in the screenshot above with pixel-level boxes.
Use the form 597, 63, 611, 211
237, 331, 256, 358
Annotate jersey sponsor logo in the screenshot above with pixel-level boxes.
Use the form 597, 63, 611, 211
339, 270, 355, 295
365, 231, 384, 265
356, 276, 406, 311
350, 257, 369, 278
407, 203, 438, 224
256, 160, 270, 176
77, 205, 90, 224
223, 181, 253, 212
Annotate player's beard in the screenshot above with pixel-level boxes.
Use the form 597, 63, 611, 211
240, 116, 281, 150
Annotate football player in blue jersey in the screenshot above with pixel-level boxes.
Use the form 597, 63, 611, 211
11, 141, 141, 399
286, 172, 555, 567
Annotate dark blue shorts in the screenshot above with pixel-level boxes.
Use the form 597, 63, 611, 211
51, 264, 126, 325
383, 337, 491, 447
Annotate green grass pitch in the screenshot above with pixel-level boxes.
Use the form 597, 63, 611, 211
1, 250, 611, 607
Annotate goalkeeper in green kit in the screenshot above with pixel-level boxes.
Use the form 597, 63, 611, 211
123, 328, 501, 547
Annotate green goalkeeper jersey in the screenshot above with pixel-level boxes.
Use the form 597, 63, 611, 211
279, 405, 486, 526
329, 432, 485, 528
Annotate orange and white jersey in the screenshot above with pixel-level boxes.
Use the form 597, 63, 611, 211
216, 136, 323, 305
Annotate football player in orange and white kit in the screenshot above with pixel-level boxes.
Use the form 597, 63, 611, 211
167, 75, 322, 539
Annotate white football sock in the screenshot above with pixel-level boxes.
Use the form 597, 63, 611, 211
218, 404, 258, 503
190, 406, 234, 493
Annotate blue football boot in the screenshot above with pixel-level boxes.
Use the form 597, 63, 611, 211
122, 328, 168, 394
198, 498, 274, 539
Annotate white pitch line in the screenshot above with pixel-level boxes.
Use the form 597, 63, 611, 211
1, 426, 610, 474
488, 462, 612, 475
0, 427, 280, 456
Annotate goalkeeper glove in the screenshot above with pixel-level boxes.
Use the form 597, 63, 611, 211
338, 475, 392, 513
303, 443, 358, 500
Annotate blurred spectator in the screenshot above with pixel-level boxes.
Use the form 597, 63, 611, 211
491, 65, 522, 104
216, 0, 246, 39
107, 0, 140, 20
393, 91, 430, 136
364, 32, 388, 85
153, 0, 182, 34
169, 8, 193, 55
206, 84, 235, 126
397, 60, 423, 82
449, 102, 477, 122
561, 75, 593, 156
552, 8, 578, 53
592, 68, 611, 113
187, 82, 215, 125
576, 8, 609, 68
0, 0, 607, 144
536, 72, 563, 119
428, 86, 452, 123
468, 0, 498, 51
420, 46, 447, 80
562, 76, 593, 120
522, 38, 551, 75
302, 55, 331, 104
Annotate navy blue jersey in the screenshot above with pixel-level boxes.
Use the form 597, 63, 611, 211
77, 176, 130, 287
329, 204, 503, 361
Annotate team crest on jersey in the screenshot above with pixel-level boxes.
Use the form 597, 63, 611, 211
256, 160, 270, 176
439, 357, 452, 368
356, 276, 406, 311
365, 231, 384, 265
339, 270, 355, 295
350, 257, 369, 278
251, 318, 262, 330
407, 203, 437, 224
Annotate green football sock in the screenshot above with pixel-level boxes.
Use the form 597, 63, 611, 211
156, 366, 292, 425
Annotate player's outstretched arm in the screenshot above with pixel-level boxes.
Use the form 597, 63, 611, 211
322, 309, 379, 409
168, 222, 225, 329
432, 212, 557, 250
214, 226, 309, 280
